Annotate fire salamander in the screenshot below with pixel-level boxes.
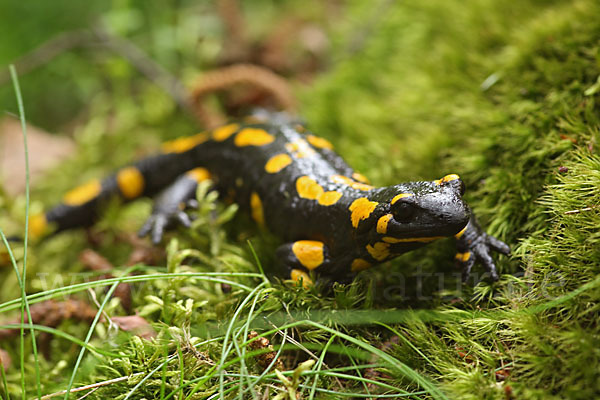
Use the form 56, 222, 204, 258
28, 112, 509, 287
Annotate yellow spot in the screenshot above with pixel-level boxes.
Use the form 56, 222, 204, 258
117, 167, 145, 200
318, 191, 343, 206
212, 123, 240, 141
296, 176, 323, 200
377, 214, 393, 234
250, 192, 265, 226
391, 193, 414, 205
161, 132, 208, 153
234, 128, 275, 147
306, 134, 333, 150
285, 139, 316, 158
265, 153, 292, 173
455, 252, 471, 262
29, 213, 48, 238
366, 242, 390, 261
454, 225, 468, 239
351, 258, 372, 272
349, 197, 378, 228
331, 175, 374, 191
186, 167, 211, 182
291, 269, 313, 289
292, 240, 324, 270
382, 236, 444, 243
352, 172, 370, 184
434, 174, 460, 185
296, 176, 343, 206
63, 179, 102, 206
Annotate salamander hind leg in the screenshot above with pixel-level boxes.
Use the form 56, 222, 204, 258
276, 240, 331, 289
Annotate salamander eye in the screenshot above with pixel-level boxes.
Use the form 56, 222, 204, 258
392, 201, 416, 222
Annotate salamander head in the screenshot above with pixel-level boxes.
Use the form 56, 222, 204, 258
370, 174, 470, 241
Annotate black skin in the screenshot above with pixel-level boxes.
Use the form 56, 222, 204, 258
41, 112, 509, 282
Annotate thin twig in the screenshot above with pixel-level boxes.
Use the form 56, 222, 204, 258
76, 386, 99, 400
564, 205, 598, 214
1, 25, 296, 130
90, 25, 194, 114
0, 30, 94, 86
40, 373, 144, 399
0, 26, 193, 116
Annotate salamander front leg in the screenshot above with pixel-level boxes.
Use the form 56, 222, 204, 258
276, 240, 331, 288
455, 215, 510, 281
138, 168, 211, 243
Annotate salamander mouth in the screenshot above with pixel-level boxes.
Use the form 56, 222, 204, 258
385, 219, 469, 240
385, 197, 470, 239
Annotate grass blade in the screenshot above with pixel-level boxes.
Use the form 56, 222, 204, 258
8, 64, 42, 400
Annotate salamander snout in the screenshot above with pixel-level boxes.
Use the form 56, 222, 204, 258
435, 174, 466, 197
431, 174, 470, 234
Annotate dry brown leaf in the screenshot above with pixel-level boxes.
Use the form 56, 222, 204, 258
79, 249, 114, 272
0, 117, 75, 196
0, 348, 11, 369
112, 315, 157, 339
0, 299, 97, 340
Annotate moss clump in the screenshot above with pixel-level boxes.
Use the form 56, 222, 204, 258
302, 0, 600, 397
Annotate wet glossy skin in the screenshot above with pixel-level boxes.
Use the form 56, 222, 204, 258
32, 113, 509, 285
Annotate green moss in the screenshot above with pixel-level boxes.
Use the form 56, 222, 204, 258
300, 0, 600, 397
